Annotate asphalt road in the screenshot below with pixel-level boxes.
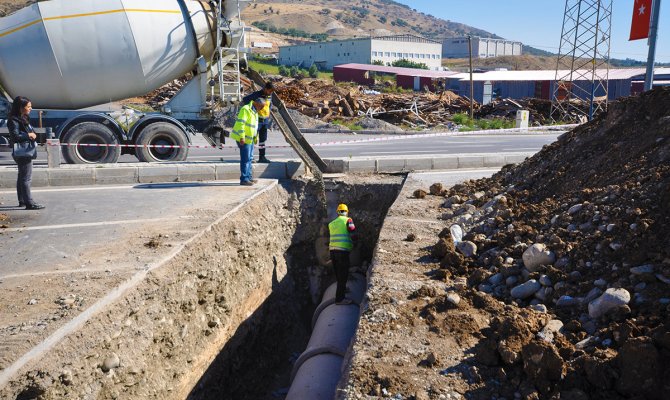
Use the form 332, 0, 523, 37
0, 180, 272, 278
0, 130, 561, 165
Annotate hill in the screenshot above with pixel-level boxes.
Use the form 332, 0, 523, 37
0, 0, 34, 16
243, 0, 503, 41
246, 1, 670, 70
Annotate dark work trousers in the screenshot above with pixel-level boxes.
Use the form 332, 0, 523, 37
330, 250, 351, 302
13, 157, 34, 206
257, 120, 268, 159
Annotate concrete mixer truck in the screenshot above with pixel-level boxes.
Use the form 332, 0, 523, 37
0, 0, 252, 164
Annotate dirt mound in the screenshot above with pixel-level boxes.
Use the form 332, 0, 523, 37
423, 87, 670, 398
357, 117, 402, 132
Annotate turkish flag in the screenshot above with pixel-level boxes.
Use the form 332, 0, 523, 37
630, 0, 653, 40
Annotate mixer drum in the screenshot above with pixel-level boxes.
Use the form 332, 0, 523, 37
0, 0, 216, 109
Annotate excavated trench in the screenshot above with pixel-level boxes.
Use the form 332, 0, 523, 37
0, 176, 401, 400
188, 176, 402, 400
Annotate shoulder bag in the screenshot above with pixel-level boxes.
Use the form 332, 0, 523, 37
12, 140, 37, 160
12, 119, 38, 160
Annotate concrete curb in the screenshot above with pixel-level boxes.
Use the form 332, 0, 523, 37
0, 153, 534, 188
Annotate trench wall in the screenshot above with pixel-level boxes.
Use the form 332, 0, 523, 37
1, 182, 304, 400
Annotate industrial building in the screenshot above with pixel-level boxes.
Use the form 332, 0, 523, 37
279, 35, 443, 71
332, 63, 670, 104
443, 68, 670, 104
333, 63, 459, 91
443, 37, 522, 58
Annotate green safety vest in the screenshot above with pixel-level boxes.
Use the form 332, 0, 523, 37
329, 215, 353, 251
230, 102, 259, 143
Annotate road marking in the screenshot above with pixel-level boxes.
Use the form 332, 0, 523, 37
0, 184, 134, 195
0, 216, 195, 232
361, 150, 446, 155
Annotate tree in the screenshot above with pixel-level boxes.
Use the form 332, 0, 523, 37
391, 59, 429, 70
289, 66, 300, 78
308, 65, 319, 78
372, 60, 385, 66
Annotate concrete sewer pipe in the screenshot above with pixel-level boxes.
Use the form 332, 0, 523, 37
285, 272, 367, 400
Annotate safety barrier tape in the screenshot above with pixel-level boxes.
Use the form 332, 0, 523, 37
0, 126, 572, 150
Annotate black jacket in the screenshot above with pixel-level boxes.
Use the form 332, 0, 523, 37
242, 89, 270, 105
7, 116, 33, 144
242, 90, 274, 120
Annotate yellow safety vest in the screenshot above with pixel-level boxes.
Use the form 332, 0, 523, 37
329, 216, 353, 251
230, 102, 259, 143
258, 95, 272, 119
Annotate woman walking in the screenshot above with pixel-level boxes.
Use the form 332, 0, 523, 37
7, 96, 44, 210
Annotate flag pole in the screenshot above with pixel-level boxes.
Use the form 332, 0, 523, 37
644, 0, 662, 91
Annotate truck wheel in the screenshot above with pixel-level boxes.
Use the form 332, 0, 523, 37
135, 122, 188, 162
61, 122, 121, 164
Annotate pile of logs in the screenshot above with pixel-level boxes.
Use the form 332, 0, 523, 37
295, 95, 358, 118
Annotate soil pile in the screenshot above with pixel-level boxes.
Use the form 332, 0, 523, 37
423, 87, 670, 398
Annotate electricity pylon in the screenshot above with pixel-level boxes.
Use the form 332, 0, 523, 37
551, 0, 613, 123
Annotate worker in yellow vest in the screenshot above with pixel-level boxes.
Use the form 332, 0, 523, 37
242, 82, 275, 163
230, 97, 265, 186
328, 203, 357, 305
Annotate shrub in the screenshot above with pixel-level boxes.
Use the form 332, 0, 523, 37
308, 65, 319, 78
452, 113, 473, 127
391, 59, 429, 70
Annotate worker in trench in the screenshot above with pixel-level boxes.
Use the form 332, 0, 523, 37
242, 82, 275, 164
230, 97, 265, 186
328, 203, 358, 305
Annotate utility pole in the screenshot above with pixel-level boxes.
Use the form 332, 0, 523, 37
644, 0, 662, 91
468, 35, 474, 119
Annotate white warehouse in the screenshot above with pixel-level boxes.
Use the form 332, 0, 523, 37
443, 37, 522, 59
279, 34, 443, 70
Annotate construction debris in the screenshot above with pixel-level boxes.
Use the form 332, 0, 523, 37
137, 76, 603, 130
274, 79, 475, 129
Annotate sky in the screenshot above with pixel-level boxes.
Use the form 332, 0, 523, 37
394, 0, 670, 63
